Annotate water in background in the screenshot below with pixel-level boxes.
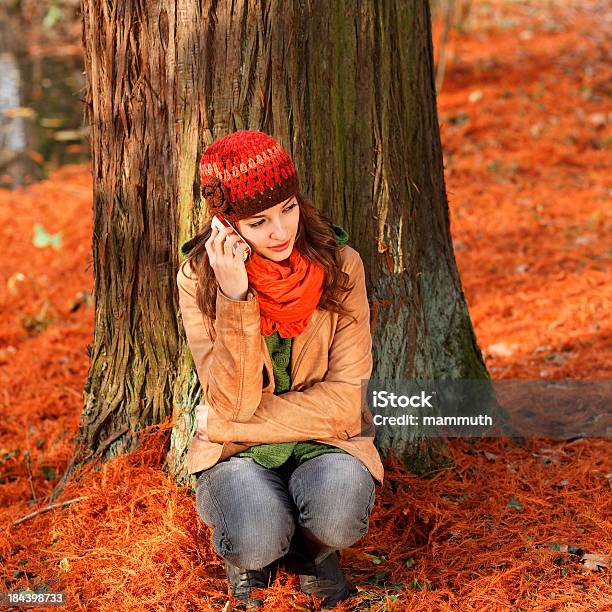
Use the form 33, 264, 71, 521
0, 16, 88, 189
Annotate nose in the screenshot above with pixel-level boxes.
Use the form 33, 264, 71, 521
269, 217, 288, 241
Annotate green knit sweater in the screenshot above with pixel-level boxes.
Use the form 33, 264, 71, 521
233, 224, 350, 468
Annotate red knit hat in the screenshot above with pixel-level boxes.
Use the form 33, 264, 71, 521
199, 130, 299, 224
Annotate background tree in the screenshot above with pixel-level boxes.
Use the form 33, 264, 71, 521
52, 0, 489, 501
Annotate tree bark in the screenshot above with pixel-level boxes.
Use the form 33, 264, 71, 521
52, 0, 206, 499
53, 0, 489, 500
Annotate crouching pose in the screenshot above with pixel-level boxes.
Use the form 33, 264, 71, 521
177, 129, 384, 609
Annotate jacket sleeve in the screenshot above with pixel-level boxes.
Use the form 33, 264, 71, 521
176, 260, 264, 422
206, 252, 373, 443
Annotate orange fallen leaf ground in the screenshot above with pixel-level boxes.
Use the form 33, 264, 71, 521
0, 1, 610, 610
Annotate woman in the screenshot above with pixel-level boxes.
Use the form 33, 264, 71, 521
176, 130, 384, 609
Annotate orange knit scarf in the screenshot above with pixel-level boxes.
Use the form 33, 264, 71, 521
245, 247, 325, 338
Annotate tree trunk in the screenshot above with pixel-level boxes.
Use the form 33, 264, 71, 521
52, 0, 206, 499
53, 0, 488, 500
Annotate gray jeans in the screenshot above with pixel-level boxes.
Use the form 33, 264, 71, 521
195, 453, 376, 570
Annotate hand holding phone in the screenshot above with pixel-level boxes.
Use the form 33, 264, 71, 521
210, 215, 252, 261
205, 218, 250, 301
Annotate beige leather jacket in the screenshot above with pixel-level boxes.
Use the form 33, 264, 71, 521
176, 244, 384, 485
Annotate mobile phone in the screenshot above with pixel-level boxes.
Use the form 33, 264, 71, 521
210, 215, 252, 261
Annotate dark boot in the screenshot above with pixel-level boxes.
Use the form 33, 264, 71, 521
284, 534, 356, 609
224, 559, 276, 609
298, 550, 357, 609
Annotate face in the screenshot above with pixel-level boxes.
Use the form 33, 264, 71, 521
237, 195, 300, 261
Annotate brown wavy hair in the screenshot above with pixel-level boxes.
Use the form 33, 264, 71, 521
181, 192, 357, 341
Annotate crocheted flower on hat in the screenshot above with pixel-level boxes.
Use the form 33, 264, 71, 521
201, 176, 234, 217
